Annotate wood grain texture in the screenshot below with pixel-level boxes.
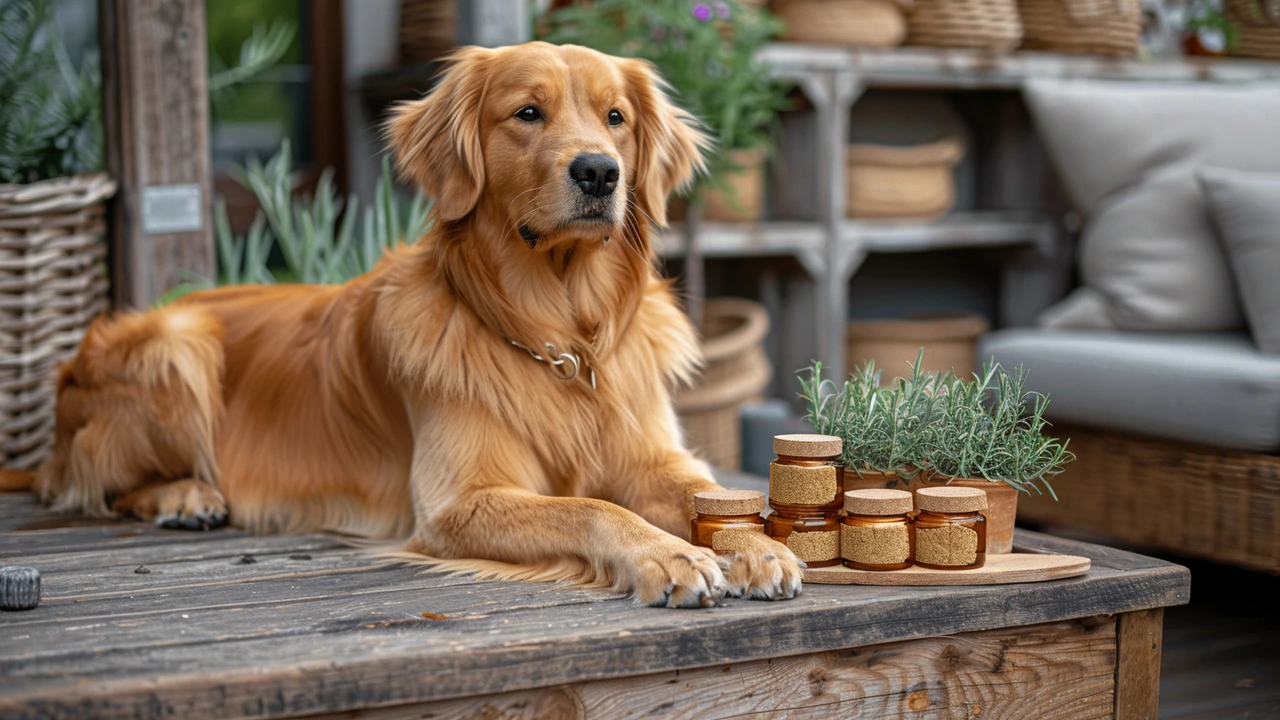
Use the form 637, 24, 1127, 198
301, 618, 1118, 720
804, 551, 1091, 585
99, 0, 214, 308
1116, 608, 1164, 720
0, 484, 1189, 720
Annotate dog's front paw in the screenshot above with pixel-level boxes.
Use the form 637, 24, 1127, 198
625, 539, 727, 609
719, 533, 804, 601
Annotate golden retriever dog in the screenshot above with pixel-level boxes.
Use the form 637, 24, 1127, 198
14, 42, 804, 607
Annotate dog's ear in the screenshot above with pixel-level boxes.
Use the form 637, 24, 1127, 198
621, 59, 710, 228
386, 47, 492, 222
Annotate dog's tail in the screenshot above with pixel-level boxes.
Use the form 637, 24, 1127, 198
0, 470, 35, 492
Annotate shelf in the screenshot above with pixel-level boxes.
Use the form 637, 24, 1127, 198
658, 211, 1051, 261
759, 44, 1280, 89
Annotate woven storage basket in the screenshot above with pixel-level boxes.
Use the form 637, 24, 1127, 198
774, 0, 909, 47
1018, 425, 1280, 575
845, 314, 990, 380
0, 174, 114, 470
1017, 0, 1142, 55
907, 0, 1023, 52
1226, 0, 1280, 60
845, 137, 965, 218
675, 298, 772, 470
703, 147, 767, 223
399, 0, 456, 64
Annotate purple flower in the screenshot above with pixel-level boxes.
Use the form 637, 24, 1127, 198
715, 1, 731, 18
693, 3, 712, 21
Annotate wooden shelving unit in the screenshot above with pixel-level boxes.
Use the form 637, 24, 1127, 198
663, 43, 1280, 379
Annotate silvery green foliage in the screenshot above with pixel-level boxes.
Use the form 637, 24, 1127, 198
798, 351, 1073, 496
204, 140, 431, 290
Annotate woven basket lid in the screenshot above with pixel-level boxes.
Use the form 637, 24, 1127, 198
773, 434, 842, 458
694, 490, 766, 515
916, 486, 988, 513
844, 489, 913, 515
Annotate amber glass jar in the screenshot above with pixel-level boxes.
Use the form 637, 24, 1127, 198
765, 434, 844, 567
841, 489, 914, 571
914, 486, 987, 570
690, 490, 766, 553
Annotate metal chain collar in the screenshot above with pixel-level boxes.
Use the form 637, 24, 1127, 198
509, 340, 597, 391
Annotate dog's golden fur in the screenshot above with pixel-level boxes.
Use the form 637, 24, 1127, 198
23, 43, 803, 606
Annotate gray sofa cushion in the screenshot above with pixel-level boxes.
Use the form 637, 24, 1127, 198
1023, 80, 1280, 332
978, 329, 1280, 452
1199, 167, 1280, 354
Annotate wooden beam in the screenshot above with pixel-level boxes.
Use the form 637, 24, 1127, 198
99, 0, 215, 308
1115, 608, 1164, 720
296, 617, 1119, 719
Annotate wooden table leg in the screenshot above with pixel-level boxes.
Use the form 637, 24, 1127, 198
1115, 607, 1164, 720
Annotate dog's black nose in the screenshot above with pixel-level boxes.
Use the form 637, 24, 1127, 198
569, 154, 619, 198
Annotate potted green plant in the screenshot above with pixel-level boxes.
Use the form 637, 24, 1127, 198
799, 351, 1074, 553
798, 353, 935, 490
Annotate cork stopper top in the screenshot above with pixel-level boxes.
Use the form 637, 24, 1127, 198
694, 490, 766, 516
844, 489, 913, 515
915, 486, 988, 513
773, 434, 842, 458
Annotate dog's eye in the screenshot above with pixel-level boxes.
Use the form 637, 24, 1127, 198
514, 106, 542, 123
608, 109, 624, 127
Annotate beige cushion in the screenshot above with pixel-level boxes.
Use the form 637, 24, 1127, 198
1199, 168, 1280, 353
979, 329, 1280, 452
1023, 80, 1280, 331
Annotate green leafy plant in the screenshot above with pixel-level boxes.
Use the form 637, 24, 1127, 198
0, 0, 102, 183
0, 0, 294, 185
537, 0, 788, 198
161, 140, 432, 304
799, 352, 937, 480
798, 351, 1074, 497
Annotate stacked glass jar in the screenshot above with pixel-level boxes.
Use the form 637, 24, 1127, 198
764, 434, 845, 567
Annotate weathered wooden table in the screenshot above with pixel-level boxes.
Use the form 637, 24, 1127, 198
0, 475, 1189, 720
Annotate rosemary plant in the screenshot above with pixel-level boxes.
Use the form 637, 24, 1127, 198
798, 351, 1073, 497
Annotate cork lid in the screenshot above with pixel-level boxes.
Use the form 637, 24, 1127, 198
694, 490, 766, 515
844, 489, 913, 515
773, 434, 842, 458
915, 486, 988, 513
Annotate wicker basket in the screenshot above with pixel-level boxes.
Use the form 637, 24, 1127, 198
1226, 0, 1280, 60
0, 174, 114, 470
703, 147, 767, 223
774, 0, 910, 47
1018, 425, 1280, 575
845, 314, 990, 380
399, 0, 456, 64
845, 137, 965, 219
675, 298, 772, 470
1017, 0, 1143, 56
907, 0, 1024, 52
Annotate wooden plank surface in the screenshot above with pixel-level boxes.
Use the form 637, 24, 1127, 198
0, 486, 1189, 720
804, 551, 1091, 585
1116, 608, 1165, 720
301, 617, 1118, 719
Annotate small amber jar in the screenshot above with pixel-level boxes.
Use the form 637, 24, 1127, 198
914, 486, 987, 570
765, 434, 845, 567
841, 489, 914, 571
690, 490, 766, 553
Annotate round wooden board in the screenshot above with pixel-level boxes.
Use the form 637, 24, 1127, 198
803, 552, 1091, 586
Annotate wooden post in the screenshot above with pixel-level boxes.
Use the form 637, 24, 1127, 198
1116, 608, 1164, 719
99, 0, 215, 308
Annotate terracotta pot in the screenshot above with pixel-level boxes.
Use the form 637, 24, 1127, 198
911, 477, 1019, 554
702, 147, 767, 223
843, 470, 910, 493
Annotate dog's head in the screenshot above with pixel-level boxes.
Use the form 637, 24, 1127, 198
387, 42, 708, 248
